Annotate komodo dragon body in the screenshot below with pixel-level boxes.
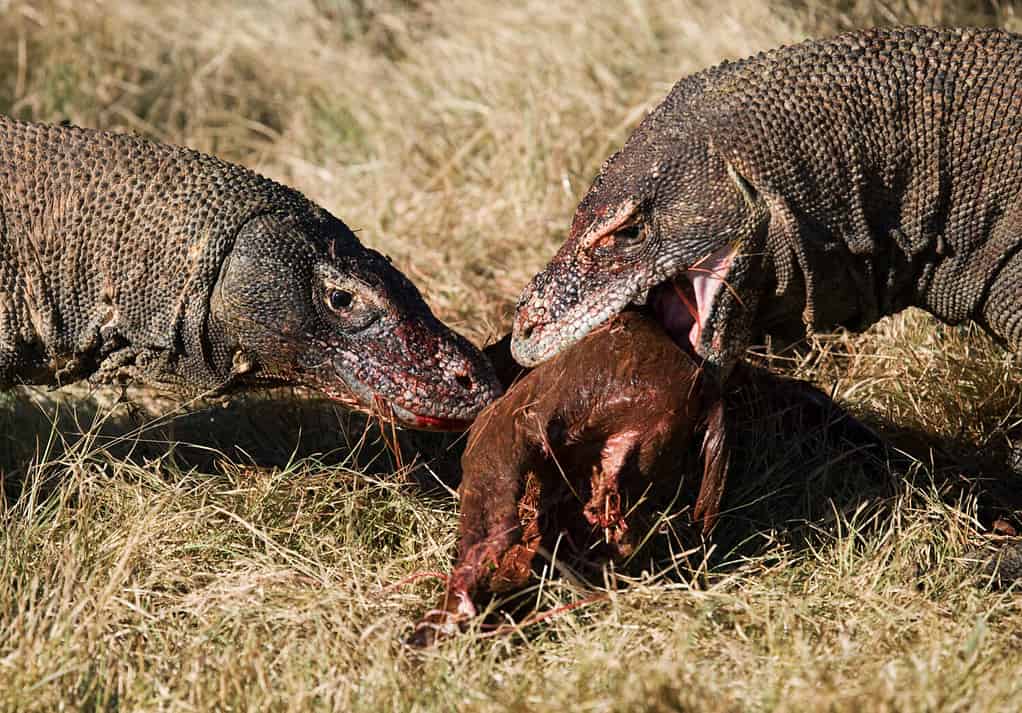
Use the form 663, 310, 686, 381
0, 116, 500, 429
512, 26, 1022, 374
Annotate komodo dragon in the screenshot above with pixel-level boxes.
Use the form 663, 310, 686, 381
511, 26, 1022, 376
0, 116, 500, 429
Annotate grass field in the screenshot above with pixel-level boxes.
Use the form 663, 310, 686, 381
2, 0, 1022, 710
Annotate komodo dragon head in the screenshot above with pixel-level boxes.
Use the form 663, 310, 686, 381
510, 103, 773, 375
209, 211, 501, 430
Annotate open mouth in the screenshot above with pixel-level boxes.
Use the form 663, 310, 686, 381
642, 245, 737, 355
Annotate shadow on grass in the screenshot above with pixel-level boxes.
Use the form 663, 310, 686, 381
707, 399, 1021, 567
0, 386, 468, 504
673, 393, 1021, 577
3, 371, 1019, 606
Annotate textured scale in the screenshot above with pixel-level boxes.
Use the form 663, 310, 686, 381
698, 26, 1022, 339
0, 116, 305, 387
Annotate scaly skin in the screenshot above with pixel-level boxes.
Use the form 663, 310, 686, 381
512, 26, 1022, 375
0, 116, 500, 429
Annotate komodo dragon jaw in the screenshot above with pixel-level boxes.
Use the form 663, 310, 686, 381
511, 240, 741, 368
211, 214, 502, 431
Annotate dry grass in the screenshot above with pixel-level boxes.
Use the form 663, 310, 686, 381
1, 0, 1022, 710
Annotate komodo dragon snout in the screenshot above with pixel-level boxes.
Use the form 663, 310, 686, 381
211, 212, 500, 430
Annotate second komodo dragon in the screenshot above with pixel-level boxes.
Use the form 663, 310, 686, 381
512, 26, 1022, 376
0, 116, 500, 429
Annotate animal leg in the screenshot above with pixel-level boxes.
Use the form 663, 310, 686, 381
693, 398, 728, 533
408, 516, 524, 648
0, 337, 14, 388
583, 430, 639, 545
409, 467, 533, 647
0, 295, 19, 388
981, 248, 1022, 351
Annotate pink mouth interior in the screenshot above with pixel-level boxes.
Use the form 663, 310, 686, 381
650, 246, 736, 352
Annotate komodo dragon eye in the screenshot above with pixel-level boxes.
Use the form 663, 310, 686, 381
589, 220, 645, 253
326, 288, 354, 312
615, 223, 643, 244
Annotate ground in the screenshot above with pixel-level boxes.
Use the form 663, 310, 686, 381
1, 1, 1022, 711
